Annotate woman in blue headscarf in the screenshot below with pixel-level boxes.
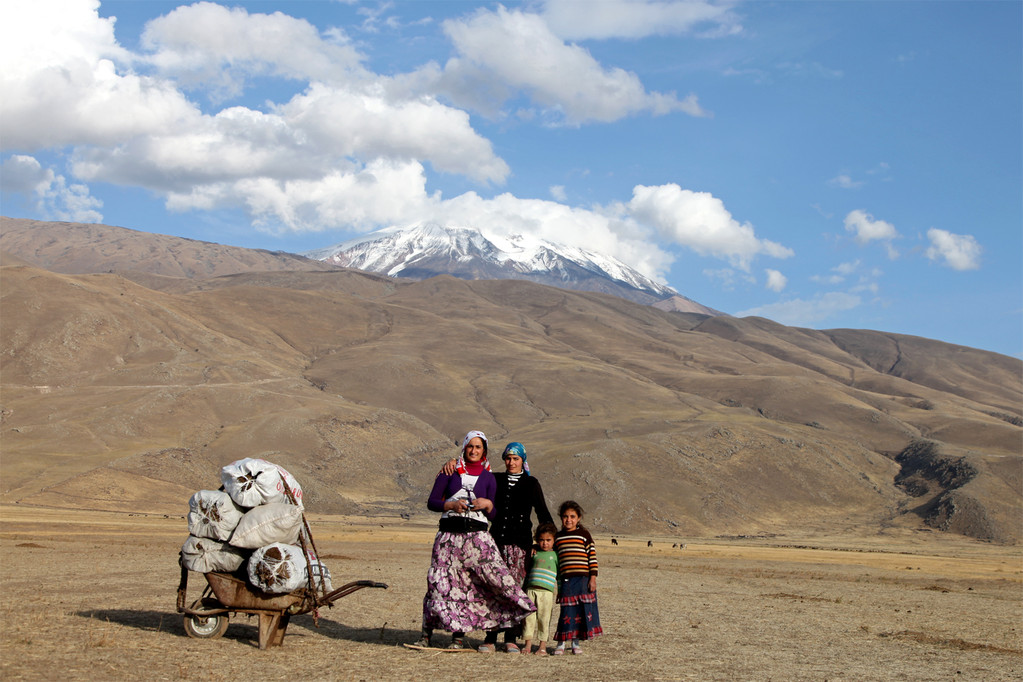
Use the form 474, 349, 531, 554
479, 441, 554, 653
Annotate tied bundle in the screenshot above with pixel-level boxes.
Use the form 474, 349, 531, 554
180, 458, 329, 600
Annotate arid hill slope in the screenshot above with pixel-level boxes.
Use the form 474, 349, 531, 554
1, 219, 1019, 542
0, 216, 339, 278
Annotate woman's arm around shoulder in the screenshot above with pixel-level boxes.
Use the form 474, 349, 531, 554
530, 476, 554, 525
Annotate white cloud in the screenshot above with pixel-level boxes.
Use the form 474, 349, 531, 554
140, 2, 369, 99
828, 174, 863, 189
812, 259, 861, 284
844, 209, 899, 258
550, 185, 567, 201
737, 292, 862, 327
4, 0, 507, 223
925, 228, 982, 271
541, 0, 742, 40
627, 184, 794, 270
764, 269, 787, 292
0, 154, 103, 223
833, 260, 860, 276
165, 159, 433, 232
434, 6, 707, 124
0, 0, 197, 150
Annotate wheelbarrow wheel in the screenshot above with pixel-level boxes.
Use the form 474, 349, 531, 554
183, 600, 229, 639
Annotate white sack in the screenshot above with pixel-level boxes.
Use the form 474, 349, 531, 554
188, 490, 245, 541
308, 557, 333, 594
247, 542, 307, 594
220, 457, 304, 509
229, 502, 303, 549
181, 535, 247, 573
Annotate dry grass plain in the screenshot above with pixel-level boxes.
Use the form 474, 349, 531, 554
0, 505, 1020, 681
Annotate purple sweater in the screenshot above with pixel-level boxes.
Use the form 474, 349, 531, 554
427, 470, 498, 521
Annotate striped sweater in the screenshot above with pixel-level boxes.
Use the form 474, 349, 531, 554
553, 526, 598, 578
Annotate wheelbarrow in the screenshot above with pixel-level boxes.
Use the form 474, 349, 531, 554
177, 562, 388, 649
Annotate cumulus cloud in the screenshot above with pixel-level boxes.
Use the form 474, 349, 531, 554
140, 2, 369, 99
925, 228, 981, 270
0, 0, 197, 150
764, 269, 787, 292
6, 0, 508, 212
1, 154, 103, 223
541, 0, 742, 40
844, 209, 899, 258
627, 184, 794, 270
434, 6, 708, 124
737, 292, 862, 327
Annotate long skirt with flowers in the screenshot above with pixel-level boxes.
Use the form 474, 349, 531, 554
554, 575, 602, 641
422, 531, 536, 633
499, 544, 529, 584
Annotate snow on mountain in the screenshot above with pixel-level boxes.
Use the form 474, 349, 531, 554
304, 223, 695, 306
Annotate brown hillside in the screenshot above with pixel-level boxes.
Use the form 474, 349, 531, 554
1, 219, 1020, 543
0, 216, 340, 278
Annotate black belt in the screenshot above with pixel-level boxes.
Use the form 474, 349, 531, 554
439, 516, 489, 533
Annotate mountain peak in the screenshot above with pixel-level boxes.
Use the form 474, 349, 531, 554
305, 223, 702, 307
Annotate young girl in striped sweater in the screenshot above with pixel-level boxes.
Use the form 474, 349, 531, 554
552, 500, 602, 654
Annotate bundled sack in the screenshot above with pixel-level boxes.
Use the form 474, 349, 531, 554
308, 556, 333, 594
181, 535, 247, 573
229, 502, 303, 549
248, 543, 307, 594
188, 490, 245, 541
220, 458, 304, 509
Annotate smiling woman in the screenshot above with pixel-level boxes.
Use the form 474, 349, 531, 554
416, 430, 536, 650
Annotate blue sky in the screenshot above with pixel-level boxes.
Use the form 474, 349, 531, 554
2, 1, 1020, 357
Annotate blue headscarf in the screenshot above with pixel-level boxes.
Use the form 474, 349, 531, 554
502, 441, 530, 476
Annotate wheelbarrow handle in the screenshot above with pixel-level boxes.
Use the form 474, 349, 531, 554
318, 580, 389, 605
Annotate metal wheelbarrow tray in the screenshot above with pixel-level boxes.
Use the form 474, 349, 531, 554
177, 564, 388, 649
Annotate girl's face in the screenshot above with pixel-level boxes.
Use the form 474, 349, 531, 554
502, 453, 523, 474
464, 437, 485, 463
561, 508, 580, 532
537, 533, 555, 551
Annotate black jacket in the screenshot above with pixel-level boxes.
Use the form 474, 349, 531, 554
489, 473, 554, 551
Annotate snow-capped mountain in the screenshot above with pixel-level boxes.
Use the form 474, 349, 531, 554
305, 223, 714, 308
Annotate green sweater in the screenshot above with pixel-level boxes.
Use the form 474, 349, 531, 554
526, 549, 559, 592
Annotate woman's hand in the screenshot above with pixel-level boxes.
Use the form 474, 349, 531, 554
444, 499, 470, 513
470, 497, 494, 514
588, 576, 597, 593
440, 458, 457, 476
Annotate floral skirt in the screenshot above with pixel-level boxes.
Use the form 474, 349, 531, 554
499, 544, 528, 585
422, 531, 536, 633
555, 575, 602, 641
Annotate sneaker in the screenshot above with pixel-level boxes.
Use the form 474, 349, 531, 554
477, 643, 496, 653
571, 644, 583, 655
447, 638, 465, 650
412, 637, 431, 648
505, 642, 521, 654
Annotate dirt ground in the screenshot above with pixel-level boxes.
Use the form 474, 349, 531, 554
0, 505, 1020, 681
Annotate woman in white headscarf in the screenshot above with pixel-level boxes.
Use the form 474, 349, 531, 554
415, 430, 536, 650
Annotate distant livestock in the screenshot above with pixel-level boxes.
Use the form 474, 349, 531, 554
611, 538, 619, 546
647, 540, 653, 547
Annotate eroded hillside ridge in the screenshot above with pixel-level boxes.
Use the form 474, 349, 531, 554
1, 219, 1020, 543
